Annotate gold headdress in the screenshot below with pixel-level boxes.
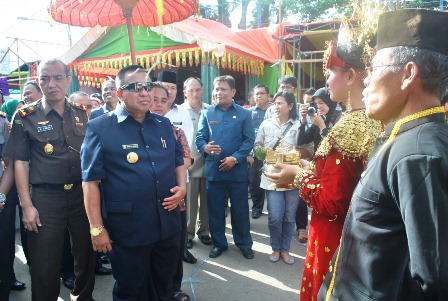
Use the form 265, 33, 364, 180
323, 0, 389, 74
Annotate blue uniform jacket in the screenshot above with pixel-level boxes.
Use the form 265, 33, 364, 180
81, 104, 183, 246
90, 104, 112, 120
196, 101, 255, 182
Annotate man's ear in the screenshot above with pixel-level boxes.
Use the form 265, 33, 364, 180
401, 62, 418, 90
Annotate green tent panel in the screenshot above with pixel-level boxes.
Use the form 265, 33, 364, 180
79, 26, 186, 59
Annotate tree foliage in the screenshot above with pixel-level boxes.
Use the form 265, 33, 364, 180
198, 0, 447, 28
281, 0, 352, 23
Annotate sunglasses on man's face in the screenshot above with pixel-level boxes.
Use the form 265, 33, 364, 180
119, 82, 154, 93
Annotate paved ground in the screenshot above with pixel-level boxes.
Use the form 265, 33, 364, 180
10, 206, 308, 301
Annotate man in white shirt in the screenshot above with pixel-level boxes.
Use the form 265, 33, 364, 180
180, 77, 211, 249
157, 71, 194, 147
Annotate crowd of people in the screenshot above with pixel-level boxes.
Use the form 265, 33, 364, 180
0, 7, 447, 301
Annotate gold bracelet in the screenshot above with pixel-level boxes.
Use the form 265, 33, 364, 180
293, 170, 309, 188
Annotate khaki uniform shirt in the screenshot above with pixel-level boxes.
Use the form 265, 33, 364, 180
5, 99, 87, 185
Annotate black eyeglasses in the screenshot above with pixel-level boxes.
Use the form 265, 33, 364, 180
119, 82, 154, 93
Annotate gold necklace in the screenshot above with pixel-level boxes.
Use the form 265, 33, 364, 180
376, 106, 445, 157
325, 106, 445, 301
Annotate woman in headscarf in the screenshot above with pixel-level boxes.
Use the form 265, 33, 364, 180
298, 87, 342, 154
2, 99, 25, 122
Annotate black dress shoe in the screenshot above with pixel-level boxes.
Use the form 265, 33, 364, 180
209, 246, 227, 258
251, 211, 262, 219
182, 250, 197, 264
10, 280, 26, 291
240, 248, 254, 259
186, 238, 193, 249
100, 254, 110, 264
199, 235, 212, 245
95, 266, 113, 275
62, 277, 75, 290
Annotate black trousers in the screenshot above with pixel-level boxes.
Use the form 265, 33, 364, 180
0, 186, 18, 301
248, 157, 265, 213
110, 232, 180, 301
173, 210, 187, 292
29, 186, 95, 301
295, 197, 309, 230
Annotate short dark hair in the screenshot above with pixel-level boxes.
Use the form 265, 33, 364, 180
24, 80, 42, 92
38, 59, 70, 77
152, 81, 169, 96
304, 87, 315, 96
213, 75, 235, 90
278, 76, 297, 88
253, 84, 269, 94
91, 92, 102, 100
68, 91, 89, 102
116, 65, 147, 87
183, 77, 203, 89
102, 79, 116, 91
273, 91, 298, 120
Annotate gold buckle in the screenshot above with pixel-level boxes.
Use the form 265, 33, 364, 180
64, 184, 73, 190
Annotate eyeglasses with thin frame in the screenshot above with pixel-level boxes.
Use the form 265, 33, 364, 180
365, 64, 403, 77
119, 82, 154, 93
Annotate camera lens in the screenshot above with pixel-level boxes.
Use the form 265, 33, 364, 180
307, 106, 317, 116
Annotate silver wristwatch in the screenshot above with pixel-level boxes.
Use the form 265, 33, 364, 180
0, 193, 6, 204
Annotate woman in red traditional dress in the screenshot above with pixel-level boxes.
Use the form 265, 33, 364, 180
265, 39, 381, 300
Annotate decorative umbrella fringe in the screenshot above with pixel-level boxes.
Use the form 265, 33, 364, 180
73, 48, 265, 87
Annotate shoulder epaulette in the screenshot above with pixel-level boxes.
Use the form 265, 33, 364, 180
18, 105, 37, 118
70, 101, 87, 111
0, 111, 6, 118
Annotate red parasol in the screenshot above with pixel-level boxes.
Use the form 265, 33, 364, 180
49, 0, 199, 64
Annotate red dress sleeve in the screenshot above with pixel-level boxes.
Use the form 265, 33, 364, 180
299, 148, 364, 220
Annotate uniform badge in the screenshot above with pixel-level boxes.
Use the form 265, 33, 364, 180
122, 144, 139, 149
37, 125, 53, 133
44, 142, 54, 154
75, 116, 79, 122
37, 121, 49, 125
233, 116, 237, 119
209, 121, 218, 125
127, 152, 138, 163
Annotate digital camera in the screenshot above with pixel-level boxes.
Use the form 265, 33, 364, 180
307, 103, 317, 116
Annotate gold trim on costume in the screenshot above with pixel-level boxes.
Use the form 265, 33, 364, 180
375, 106, 445, 157
314, 110, 381, 160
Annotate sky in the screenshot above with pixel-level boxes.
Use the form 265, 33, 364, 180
0, 0, 243, 73
0, 0, 89, 72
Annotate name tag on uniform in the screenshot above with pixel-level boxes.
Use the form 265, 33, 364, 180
37, 125, 53, 132
122, 144, 139, 149
172, 121, 182, 125
209, 121, 218, 125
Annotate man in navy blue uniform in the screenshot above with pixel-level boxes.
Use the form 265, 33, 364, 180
81, 65, 186, 301
90, 79, 118, 120
196, 75, 255, 259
